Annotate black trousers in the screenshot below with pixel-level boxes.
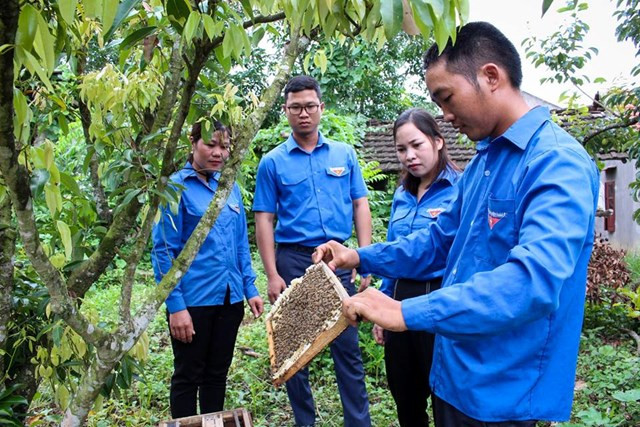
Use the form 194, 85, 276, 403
385, 278, 441, 427
432, 395, 538, 427
168, 289, 244, 418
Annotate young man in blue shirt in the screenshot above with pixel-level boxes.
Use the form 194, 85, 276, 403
253, 75, 372, 426
313, 22, 600, 426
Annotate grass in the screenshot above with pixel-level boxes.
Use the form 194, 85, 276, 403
28, 254, 640, 426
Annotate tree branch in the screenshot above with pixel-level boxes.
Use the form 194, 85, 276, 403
76, 51, 112, 224
582, 117, 639, 145
67, 41, 185, 297
623, 328, 640, 356
208, 12, 286, 48
130, 21, 308, 343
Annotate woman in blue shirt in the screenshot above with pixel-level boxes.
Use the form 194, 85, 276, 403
152, 120, 264, 418
373, 108, 460, 427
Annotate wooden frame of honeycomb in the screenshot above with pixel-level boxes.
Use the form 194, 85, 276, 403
265, 261, 350, 386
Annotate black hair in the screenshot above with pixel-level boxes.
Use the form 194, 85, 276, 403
284, 75, 322, 102
190, 120, 232, 143
423, 21, 522, 89
393, 108, 460, 196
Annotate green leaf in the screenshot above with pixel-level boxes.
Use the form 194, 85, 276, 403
56, 221, 73, 260
33, 9, 56, 74
84, 0, 100, 19
380, 0, 403, 40
13, 89, 28, 125
58, 0, 78, 25
182, 11, 201, 44
411, 0, 434, 39
542, 0, 555, 17
20, 47, 54, 91
120, 26, 157, 51
59, 172, 82, 196
202, 14, 217, 40
222, 26, 234, 59
240, 0, 254, 19
44, 183, 60, 217
16, 4, 39, 50
612, 389, 640, 402
164, 0, 192, 32
29, 169, 50, 199
104, 0, 142, 40
427, 0, 445, 18
251, 27, 265, 47
314, 49, 328, 73
43, 140, 54, 170
214, 46, 231, 72
454, 0, 469, 23
102, 0, 119, 33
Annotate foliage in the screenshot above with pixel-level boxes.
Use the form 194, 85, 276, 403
524, 0, 640, 222
301, 34, 433, 120
0, 384, 28, 426
1, 0, 470, 421
559, 329, 640, 427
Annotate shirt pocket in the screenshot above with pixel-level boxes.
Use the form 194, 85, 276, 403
279, 170, 310, 206
325, 167, 352, 204
216, 201, 241, 230
485, 196, 517, 264
389, 206, 412, 238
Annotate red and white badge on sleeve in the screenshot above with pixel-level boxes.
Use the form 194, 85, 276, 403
488, 209, 506, 229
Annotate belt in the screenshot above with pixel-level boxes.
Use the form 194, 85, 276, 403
393, 277, 443, 301
277, 243, 317, 254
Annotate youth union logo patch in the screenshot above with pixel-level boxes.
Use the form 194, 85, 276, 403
427, 208, 444, 218
488, 209, 506, 230
329, 167, 345, 176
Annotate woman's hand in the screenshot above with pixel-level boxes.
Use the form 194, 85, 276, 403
169, 310, 195, 343
248, 296, 264, 317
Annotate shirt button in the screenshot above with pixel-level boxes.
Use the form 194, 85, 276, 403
484, 170, 490, 176
453, 268, 457, 275
317, 189, 321, 193
470, 220, 474, 226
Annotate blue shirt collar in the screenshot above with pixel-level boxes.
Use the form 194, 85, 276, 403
284, 132, 326, 153
437, 164, 459, 186
180, 161, 221, 182
477, 106, 551, 152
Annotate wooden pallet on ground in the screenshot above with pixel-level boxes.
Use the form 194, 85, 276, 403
158, 408, 252, 427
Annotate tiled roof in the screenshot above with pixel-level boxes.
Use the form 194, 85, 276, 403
362, 111, 628, 173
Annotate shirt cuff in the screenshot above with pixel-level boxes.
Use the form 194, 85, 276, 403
401, 294, 436, 333
166, 298, 187, 314
356, 246, 377, 275
245, 285, 259, 300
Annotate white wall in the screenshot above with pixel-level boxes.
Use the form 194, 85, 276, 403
595, 160, 640, 251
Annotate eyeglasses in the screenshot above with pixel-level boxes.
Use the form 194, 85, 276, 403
286, 104, 320, 115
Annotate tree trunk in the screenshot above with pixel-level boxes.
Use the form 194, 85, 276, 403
59, 25, 307, 426
0, 194, 14, 376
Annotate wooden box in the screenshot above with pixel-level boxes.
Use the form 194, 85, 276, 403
158, 408, 252, 427
265, 261, 349, 386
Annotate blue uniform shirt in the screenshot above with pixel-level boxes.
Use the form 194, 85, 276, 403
252, 133, 368, 246
379, 165, 460, 296
152, 163, 259, 313
357, 107, 599, 421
